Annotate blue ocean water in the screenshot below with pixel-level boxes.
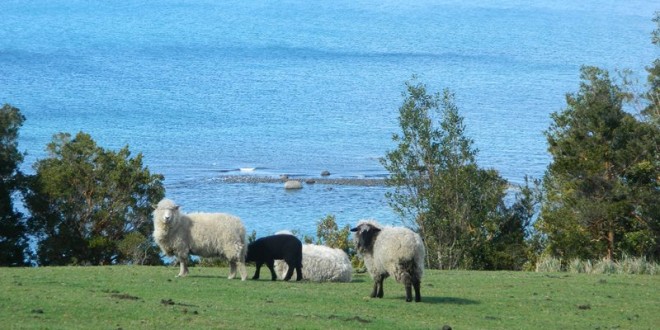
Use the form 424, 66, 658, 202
1, 0, 657, 236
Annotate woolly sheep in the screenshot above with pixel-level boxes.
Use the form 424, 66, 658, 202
273, 230, 352, 282
246, 234, 303, 281
152, 198, 248, 280
351, 219, 425, 302
275, 243, 353, 282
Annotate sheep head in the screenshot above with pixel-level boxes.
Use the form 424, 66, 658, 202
153, 198, 180, 226
350, 220, 381, 253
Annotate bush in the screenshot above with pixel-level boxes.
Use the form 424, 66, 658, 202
535, 256, 562, 273
594, 258, 617, 274
315, 215, 350, 253
117, 232, 163, 265
616, 254, 654, 275
536, 255, 659, 275
568, 258, 585, 273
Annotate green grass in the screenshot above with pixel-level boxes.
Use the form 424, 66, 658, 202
1, 266, 658, 329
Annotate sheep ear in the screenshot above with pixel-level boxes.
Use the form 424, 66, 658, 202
174, 205, 180, 210
350, 227, 359, 232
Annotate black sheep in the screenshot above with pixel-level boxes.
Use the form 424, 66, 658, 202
246, 234, 303, 281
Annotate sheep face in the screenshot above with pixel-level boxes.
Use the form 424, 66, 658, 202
159, 206, 178, 224
153, 199, 180, 225
350, 222, 381, 253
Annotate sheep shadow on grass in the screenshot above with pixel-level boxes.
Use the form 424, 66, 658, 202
419, 296, 480, 305
186, 275, 227, 279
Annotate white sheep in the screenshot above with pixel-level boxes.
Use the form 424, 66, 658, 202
350, 219, 425, 302
152, 198, 248, 280
275, 243, 353, 282
273, 230, 352, 282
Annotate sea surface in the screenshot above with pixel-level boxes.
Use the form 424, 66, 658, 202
2, 0, 657, 237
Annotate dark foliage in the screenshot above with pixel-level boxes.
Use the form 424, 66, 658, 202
0, 104, 30, 266
24, 132, 165, 265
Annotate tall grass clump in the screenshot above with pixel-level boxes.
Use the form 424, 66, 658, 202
568, 258, 593, 273
536, 255, 659, 275
616, 254, 657, 275
535, 256, 562, 272
568, 258, 583, 273
594, 258, 617, 274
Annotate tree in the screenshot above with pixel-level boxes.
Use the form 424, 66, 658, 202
490, 177, 543, 270
637, 12, 660, 259
538, 66, 660, 261
0, 104, 29, 266
25, 132, 165, 265
643, 12, 660, 126
381, 79, 533, 269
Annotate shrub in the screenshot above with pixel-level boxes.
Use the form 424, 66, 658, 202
568, 258, 585, 273
535, 256, 562, 273
594, 258, 617, 274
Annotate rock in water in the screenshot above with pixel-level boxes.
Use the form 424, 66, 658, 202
284, 180, 303, 189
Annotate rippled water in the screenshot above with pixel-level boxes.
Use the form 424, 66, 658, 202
1, 0, 656, 236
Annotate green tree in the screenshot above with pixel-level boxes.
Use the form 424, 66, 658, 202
382, 79, 532, 269
490, 177, 543, 270
0, 104, 29, 266
538, 66, 660, 261
315, 214, 351, 253
25, 132, 165, 265
643, 12, 660, 126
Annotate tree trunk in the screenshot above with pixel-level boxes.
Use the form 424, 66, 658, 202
607, 229, 614, 260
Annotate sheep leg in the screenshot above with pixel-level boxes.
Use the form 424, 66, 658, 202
283, 263, 294, 281
228, 260, 237, 280
377, 277, 384, 298
404, 283, 413, 302
238, 261, 248, 281
266, 260, 278, 281
413, 276, 422, 302
252, 262, 263, 280
402, 272, 413, 302
370, 280, 378, 298
371, 276, 384, 298
295, 264, 303, 281
177, 258, 189, 277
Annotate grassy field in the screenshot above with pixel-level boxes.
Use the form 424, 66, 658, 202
1, 266, 658, 329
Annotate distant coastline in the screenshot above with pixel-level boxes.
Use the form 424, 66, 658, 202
214, 175, 387, 187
